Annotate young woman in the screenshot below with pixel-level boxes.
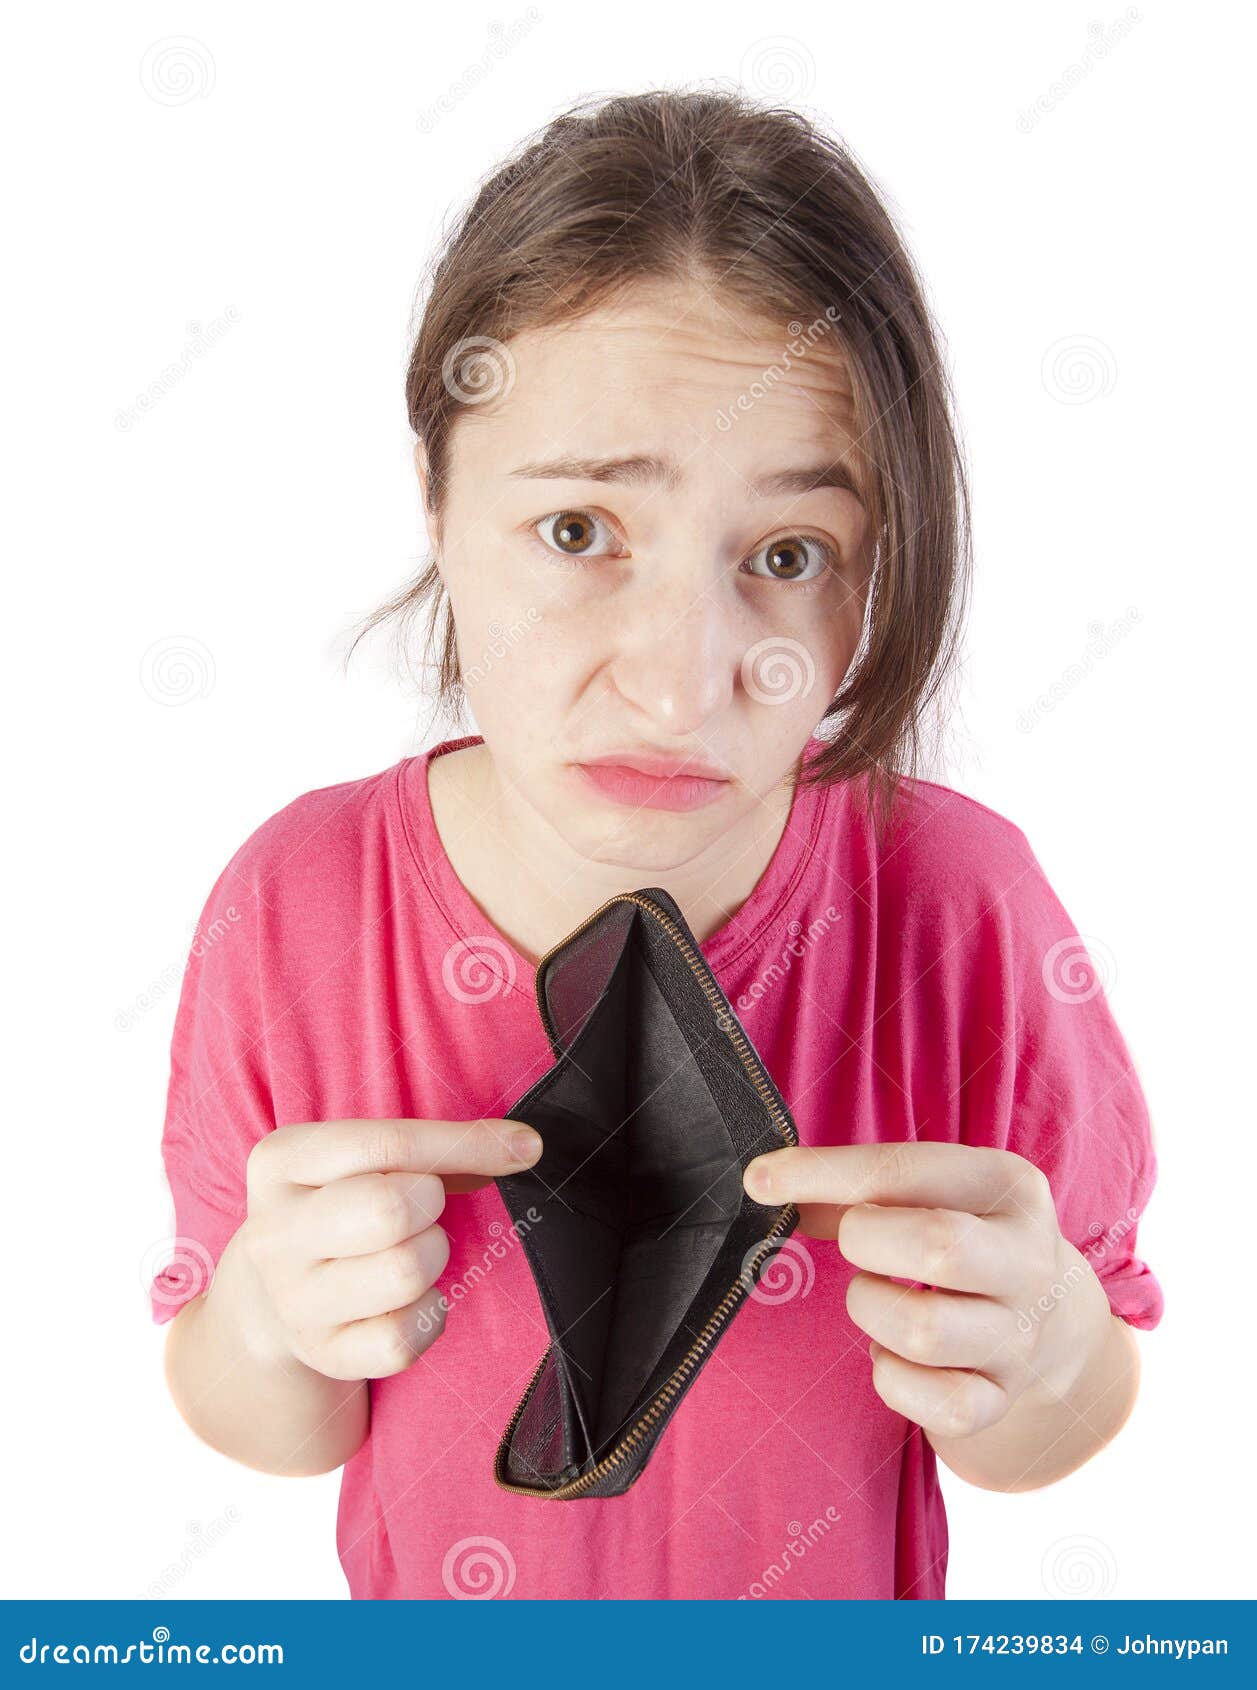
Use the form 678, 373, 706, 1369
151, 87, 1161, 1600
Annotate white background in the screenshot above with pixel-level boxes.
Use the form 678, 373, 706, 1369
2, 0, 1252, 1600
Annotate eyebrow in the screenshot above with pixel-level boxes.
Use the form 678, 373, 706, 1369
507, 452, 864, 506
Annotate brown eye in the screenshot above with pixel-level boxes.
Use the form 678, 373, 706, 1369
744, 534, 833, 584
534, 509, 618, 558
766, 539, 807, 579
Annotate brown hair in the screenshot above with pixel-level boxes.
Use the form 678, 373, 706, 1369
352, 84, 972, 833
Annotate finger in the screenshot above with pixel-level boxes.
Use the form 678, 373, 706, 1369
838, 1204, 1014, 1295
744, 1141, 1052, 1220
305, 1224, 451, 1326
295, 1170, 447, 1257
868, 1342, 1007, 1440
846, 1273, 1022, 1374
253, 1117, 543, 1190
315, 1286, 450, 1380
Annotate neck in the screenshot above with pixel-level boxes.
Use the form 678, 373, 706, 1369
428, 740, 799, 966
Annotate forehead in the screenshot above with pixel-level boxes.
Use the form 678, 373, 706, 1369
450, 278, 862, 486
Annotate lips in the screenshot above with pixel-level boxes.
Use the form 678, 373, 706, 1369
580, 750, 732, 781
573, 751, 732, 813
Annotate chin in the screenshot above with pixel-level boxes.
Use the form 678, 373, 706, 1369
554, 804, 728, 873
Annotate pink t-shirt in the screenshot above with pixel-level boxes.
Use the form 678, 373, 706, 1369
149, 732, 1162, 1600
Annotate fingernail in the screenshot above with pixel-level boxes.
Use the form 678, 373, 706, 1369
510, 1127, 542, 1163
745, 1158, 774, 1200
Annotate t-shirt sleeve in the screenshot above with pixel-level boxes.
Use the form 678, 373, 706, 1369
148, 848, 276, 1325
993, 831, 1164, 1332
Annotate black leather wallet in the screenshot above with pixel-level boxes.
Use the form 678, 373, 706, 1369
493, 886, 799, 1500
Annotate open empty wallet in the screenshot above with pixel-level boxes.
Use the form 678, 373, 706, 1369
493, 885, 800, 1500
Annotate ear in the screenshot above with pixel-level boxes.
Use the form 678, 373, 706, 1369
412, 438, 432, 508
412, 439, 440, 559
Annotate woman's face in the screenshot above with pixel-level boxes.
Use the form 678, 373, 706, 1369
416, 277, 874, 870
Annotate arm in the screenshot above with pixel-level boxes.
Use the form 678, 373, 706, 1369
163, 1221, 369, 1478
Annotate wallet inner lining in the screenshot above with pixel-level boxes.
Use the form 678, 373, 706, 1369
508, 915, 745, 1468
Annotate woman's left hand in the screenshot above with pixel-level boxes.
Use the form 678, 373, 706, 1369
742, 1140, 1113, 1443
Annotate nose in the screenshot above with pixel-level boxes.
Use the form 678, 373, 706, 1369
607, 572, 737, 737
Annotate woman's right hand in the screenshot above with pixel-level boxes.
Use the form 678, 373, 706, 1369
235, 1116, 543, 1381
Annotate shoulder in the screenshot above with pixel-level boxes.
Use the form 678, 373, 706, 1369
214, 759, 404, 905
885, 774, 1033, 864
176, 759, 411, 1018
824, 774, 1091, 1001
868, 774, 1048, 918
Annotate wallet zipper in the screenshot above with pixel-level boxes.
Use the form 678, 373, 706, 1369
493, 890, 799, 1500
